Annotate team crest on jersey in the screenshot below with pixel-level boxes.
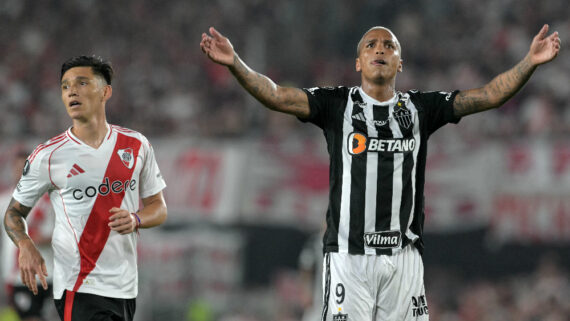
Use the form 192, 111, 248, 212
393, 100, 413, 129
117, 148, 135, 169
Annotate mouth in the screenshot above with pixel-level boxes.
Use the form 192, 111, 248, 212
69, 100, 81, 108
372, 59, 387, 66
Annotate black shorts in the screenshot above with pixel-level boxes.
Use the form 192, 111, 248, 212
54, 290, 136, 321
8, 284, 52, 319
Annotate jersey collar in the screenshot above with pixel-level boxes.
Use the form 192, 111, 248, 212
358, 87, 400, 106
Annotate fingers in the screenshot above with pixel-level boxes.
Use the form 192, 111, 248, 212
108, 208, 136, 234
209, 26, 222, 39
21, 265, 43, 295
536, 24, 549, 40
39, 263, 48, 291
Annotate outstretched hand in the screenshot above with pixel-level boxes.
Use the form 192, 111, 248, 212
528, 24, 561, 66
200, 27, 236, 66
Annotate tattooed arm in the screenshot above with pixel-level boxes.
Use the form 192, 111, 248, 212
200, 27, 310, 118
454, 24, 561, 117
4, 198, 48, 295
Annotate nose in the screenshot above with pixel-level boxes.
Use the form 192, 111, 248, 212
68, 86, 78, 97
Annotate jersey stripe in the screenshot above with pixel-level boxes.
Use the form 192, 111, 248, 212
388, 103, 403, 255
64, 290, 75, 321
71, 133, 142, 293
348, 91, 367, 254
373, 104, 394, 255
363, 103, 379, 255
29, 134, 67, 163
405, 102, 422, 244
338, 90, 355, 253
48, 140, 70, 189
321, 253, 331, 321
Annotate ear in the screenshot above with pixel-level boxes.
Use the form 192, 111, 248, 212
355, 57, 362, 72
102, 85, 113, 102
397, 58, 403, 73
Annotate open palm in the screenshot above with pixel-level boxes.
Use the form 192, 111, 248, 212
529, 24, 561, 66
200, 27, 235, 66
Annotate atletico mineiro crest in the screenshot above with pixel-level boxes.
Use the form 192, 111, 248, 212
117, 148, 135, 169
393, 100, 413, 129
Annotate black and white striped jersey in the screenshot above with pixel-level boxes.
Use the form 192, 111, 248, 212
301, 86, 461, 256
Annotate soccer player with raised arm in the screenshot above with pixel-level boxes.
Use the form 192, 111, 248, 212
3, 56, 168, 321
200, 25, 560, 320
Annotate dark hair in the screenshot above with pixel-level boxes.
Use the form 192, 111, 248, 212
60, 55, 114, 85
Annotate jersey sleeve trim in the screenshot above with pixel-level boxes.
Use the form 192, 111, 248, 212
48, 140, 70, 189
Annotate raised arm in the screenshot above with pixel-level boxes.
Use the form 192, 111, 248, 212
453, 24, 561, 117
200, 27, 310, 118
3, 198, 48, 295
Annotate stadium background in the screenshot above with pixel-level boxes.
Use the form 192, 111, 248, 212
0, 0, 568, 320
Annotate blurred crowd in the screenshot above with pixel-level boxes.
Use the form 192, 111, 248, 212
425, 254, 569, 321
171, 253, 570, 321
0, 0, 569, 140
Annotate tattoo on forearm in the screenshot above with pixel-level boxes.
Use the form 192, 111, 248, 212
231, 55, 278, 105
4, 198, 32, 246
454, 57, 536, 117
229, 55, 308, 116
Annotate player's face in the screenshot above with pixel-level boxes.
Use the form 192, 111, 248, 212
355, 28, 403, 82
61, 66, 111, 122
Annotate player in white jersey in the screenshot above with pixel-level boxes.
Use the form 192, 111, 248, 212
3, 55, 168, 321
1, 149, 55, 321
201, 25, 560, 320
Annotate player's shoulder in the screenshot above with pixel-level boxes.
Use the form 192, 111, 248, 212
407, 89, 455, 99
28, 131, 70, 165
305, 85, 352, 98
110, 124, 151, 146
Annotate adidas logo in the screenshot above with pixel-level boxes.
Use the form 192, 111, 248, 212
66, 164, 85, 178
352, 112, 366, 122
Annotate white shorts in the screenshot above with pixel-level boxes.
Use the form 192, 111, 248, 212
321, 245, 429, 321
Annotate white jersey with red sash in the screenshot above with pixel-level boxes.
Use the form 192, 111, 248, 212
12, 124, 166, 300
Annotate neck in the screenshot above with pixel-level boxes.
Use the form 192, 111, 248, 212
71, 118, 108, 148
360, 76, 397, 102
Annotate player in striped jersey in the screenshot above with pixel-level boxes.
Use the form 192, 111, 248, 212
201, 24, 560, 320
3, 56, 168, 321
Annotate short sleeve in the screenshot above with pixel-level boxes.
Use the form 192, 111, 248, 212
138, 141, 166, 199
12, 153, 52, 208
410, 90, 461, 135
300, 86, 349, 129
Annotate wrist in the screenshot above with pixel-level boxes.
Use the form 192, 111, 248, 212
17, 237, 34, 249
131, 212, 142, 230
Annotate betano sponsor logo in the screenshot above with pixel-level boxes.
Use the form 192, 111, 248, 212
348, 132, 415, 155
72, 177, 137, 200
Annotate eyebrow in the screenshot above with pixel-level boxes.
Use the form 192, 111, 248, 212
61, 76, 90, 85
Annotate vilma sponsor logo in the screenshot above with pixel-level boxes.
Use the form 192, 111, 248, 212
72, 177, 137, 200
363, 231, 401, 249
348, 132, 415, 155
411, 295, 429, 317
